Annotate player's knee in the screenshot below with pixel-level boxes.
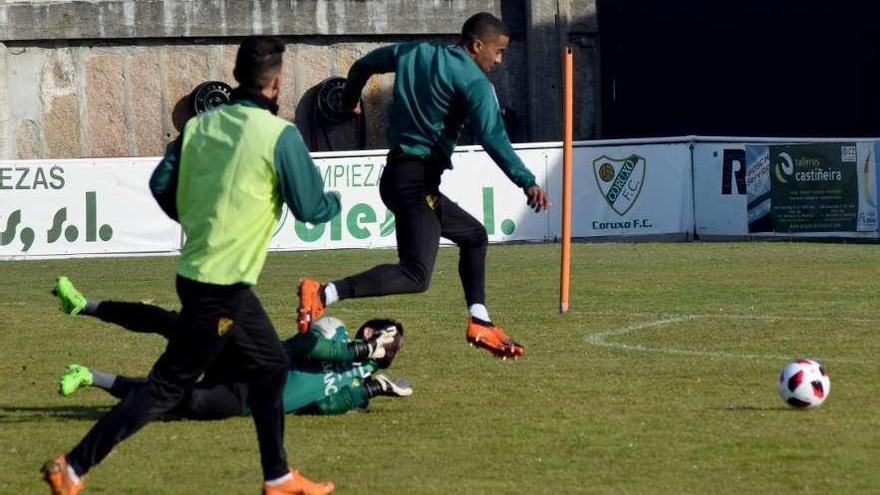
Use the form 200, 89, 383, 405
266, 355, 289, 381
461, 225, 488, 248
143, 376, 189, 408
401, 263, 432, 293
474, 227, 488, 247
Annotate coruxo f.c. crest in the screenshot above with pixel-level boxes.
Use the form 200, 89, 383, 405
592, 154, 646, 215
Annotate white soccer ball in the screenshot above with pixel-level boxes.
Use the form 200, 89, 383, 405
777, 359, 830, 409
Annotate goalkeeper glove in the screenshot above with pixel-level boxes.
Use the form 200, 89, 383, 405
350, 327, 398, 361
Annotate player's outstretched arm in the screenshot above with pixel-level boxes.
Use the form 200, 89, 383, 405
285, 326, 399, 364
340, 45, 399, 112
526, 184, 551, 212
284, 331, 357, 363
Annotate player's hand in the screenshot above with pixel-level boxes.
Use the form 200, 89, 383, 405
366, 327, 399, 360
525, 185, 550, 212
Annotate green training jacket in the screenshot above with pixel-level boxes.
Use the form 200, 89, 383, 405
150, 95, 340, 285
280, 321, 377, 414
240, 319, 377, 416
341, 41, 537, 190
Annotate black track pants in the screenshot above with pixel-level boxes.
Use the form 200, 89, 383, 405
333, 157, 488, 305
67, 276, 289, 480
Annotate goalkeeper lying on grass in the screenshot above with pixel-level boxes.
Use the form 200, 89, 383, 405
53, 277, 411, 419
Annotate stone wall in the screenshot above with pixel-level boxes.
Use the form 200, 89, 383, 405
0, 0, 598, 159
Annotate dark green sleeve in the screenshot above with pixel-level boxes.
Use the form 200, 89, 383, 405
283, 332, 357, 362
274, 126, 341, 223
464, 79, 537, 190
341, 44, 399, 109
149, 136, 183, 220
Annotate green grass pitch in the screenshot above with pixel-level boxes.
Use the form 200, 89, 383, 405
1, 242, 878, 494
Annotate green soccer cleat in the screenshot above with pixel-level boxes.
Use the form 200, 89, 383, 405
59, 364, 93, 397
53, 276, 87, 315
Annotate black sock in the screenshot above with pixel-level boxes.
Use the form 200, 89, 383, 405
364, 377, 382, 398
332, 279, 354, 300
470, 316, 493, 327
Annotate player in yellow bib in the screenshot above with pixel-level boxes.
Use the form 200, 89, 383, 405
43, 37, 340, 495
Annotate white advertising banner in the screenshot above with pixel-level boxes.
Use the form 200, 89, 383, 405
693, 140, 878, 237
6, 137, 875, 260
266, 148, 551, 251
692, 143, 749, 235
2, 147, 554, 260
267, 153, 394, 251
0, 158, 181, 258
562, 143, 694, 237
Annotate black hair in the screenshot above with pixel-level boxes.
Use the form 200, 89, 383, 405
460, 12, 510, 46
356, 318, 404, 369
355, 319, 404, 340
233, 36, 285, 90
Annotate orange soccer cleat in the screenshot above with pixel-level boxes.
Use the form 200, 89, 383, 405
297, 278, 325, 333
466, 317, 525, 359
263, 469, 335, 495
41, 456, 83, 495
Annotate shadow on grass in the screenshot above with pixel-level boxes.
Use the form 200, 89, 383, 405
719, 404, 790, 412
0, 404, 110, 423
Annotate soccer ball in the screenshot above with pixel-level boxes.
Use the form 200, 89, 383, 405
777, 359, 830, 409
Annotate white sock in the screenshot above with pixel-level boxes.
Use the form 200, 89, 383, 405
265, 472, 292, 486
66, 464, 81, 484
323, 282, 339, 306
468, 304, 490, 322
90, 369, 117, 390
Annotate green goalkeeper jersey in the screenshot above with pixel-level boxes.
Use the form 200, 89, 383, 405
256, 321, 377, 415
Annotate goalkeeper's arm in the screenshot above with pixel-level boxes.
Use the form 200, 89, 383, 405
283, 327, 396, 364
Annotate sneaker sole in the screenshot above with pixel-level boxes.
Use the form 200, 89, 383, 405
466, 334, 524, 359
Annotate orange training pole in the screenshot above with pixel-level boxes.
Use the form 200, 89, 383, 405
560, 46, 573, 313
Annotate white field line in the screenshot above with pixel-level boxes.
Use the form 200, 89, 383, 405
584, 314, 873, 363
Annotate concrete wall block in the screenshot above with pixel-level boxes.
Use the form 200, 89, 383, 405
364, 72, 394, 149
131, 49, 165, 156
0, 43, 8, 159
6, 46, 47, 159
0, 0, 593, 156
572, 36, 599, 140
86, 52, 127, 157
488, 41, 529, 143
292, 44, 333, 105
42, 49, 82, 158
221, 43, 238, 88
44, 95, 81, 158
0, 1, 516, 41
277, 46, 299, 123
569, 0, 598, 33
16, 119, 42, 159
334, 42, 384, 148
163, 47, 213, 139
